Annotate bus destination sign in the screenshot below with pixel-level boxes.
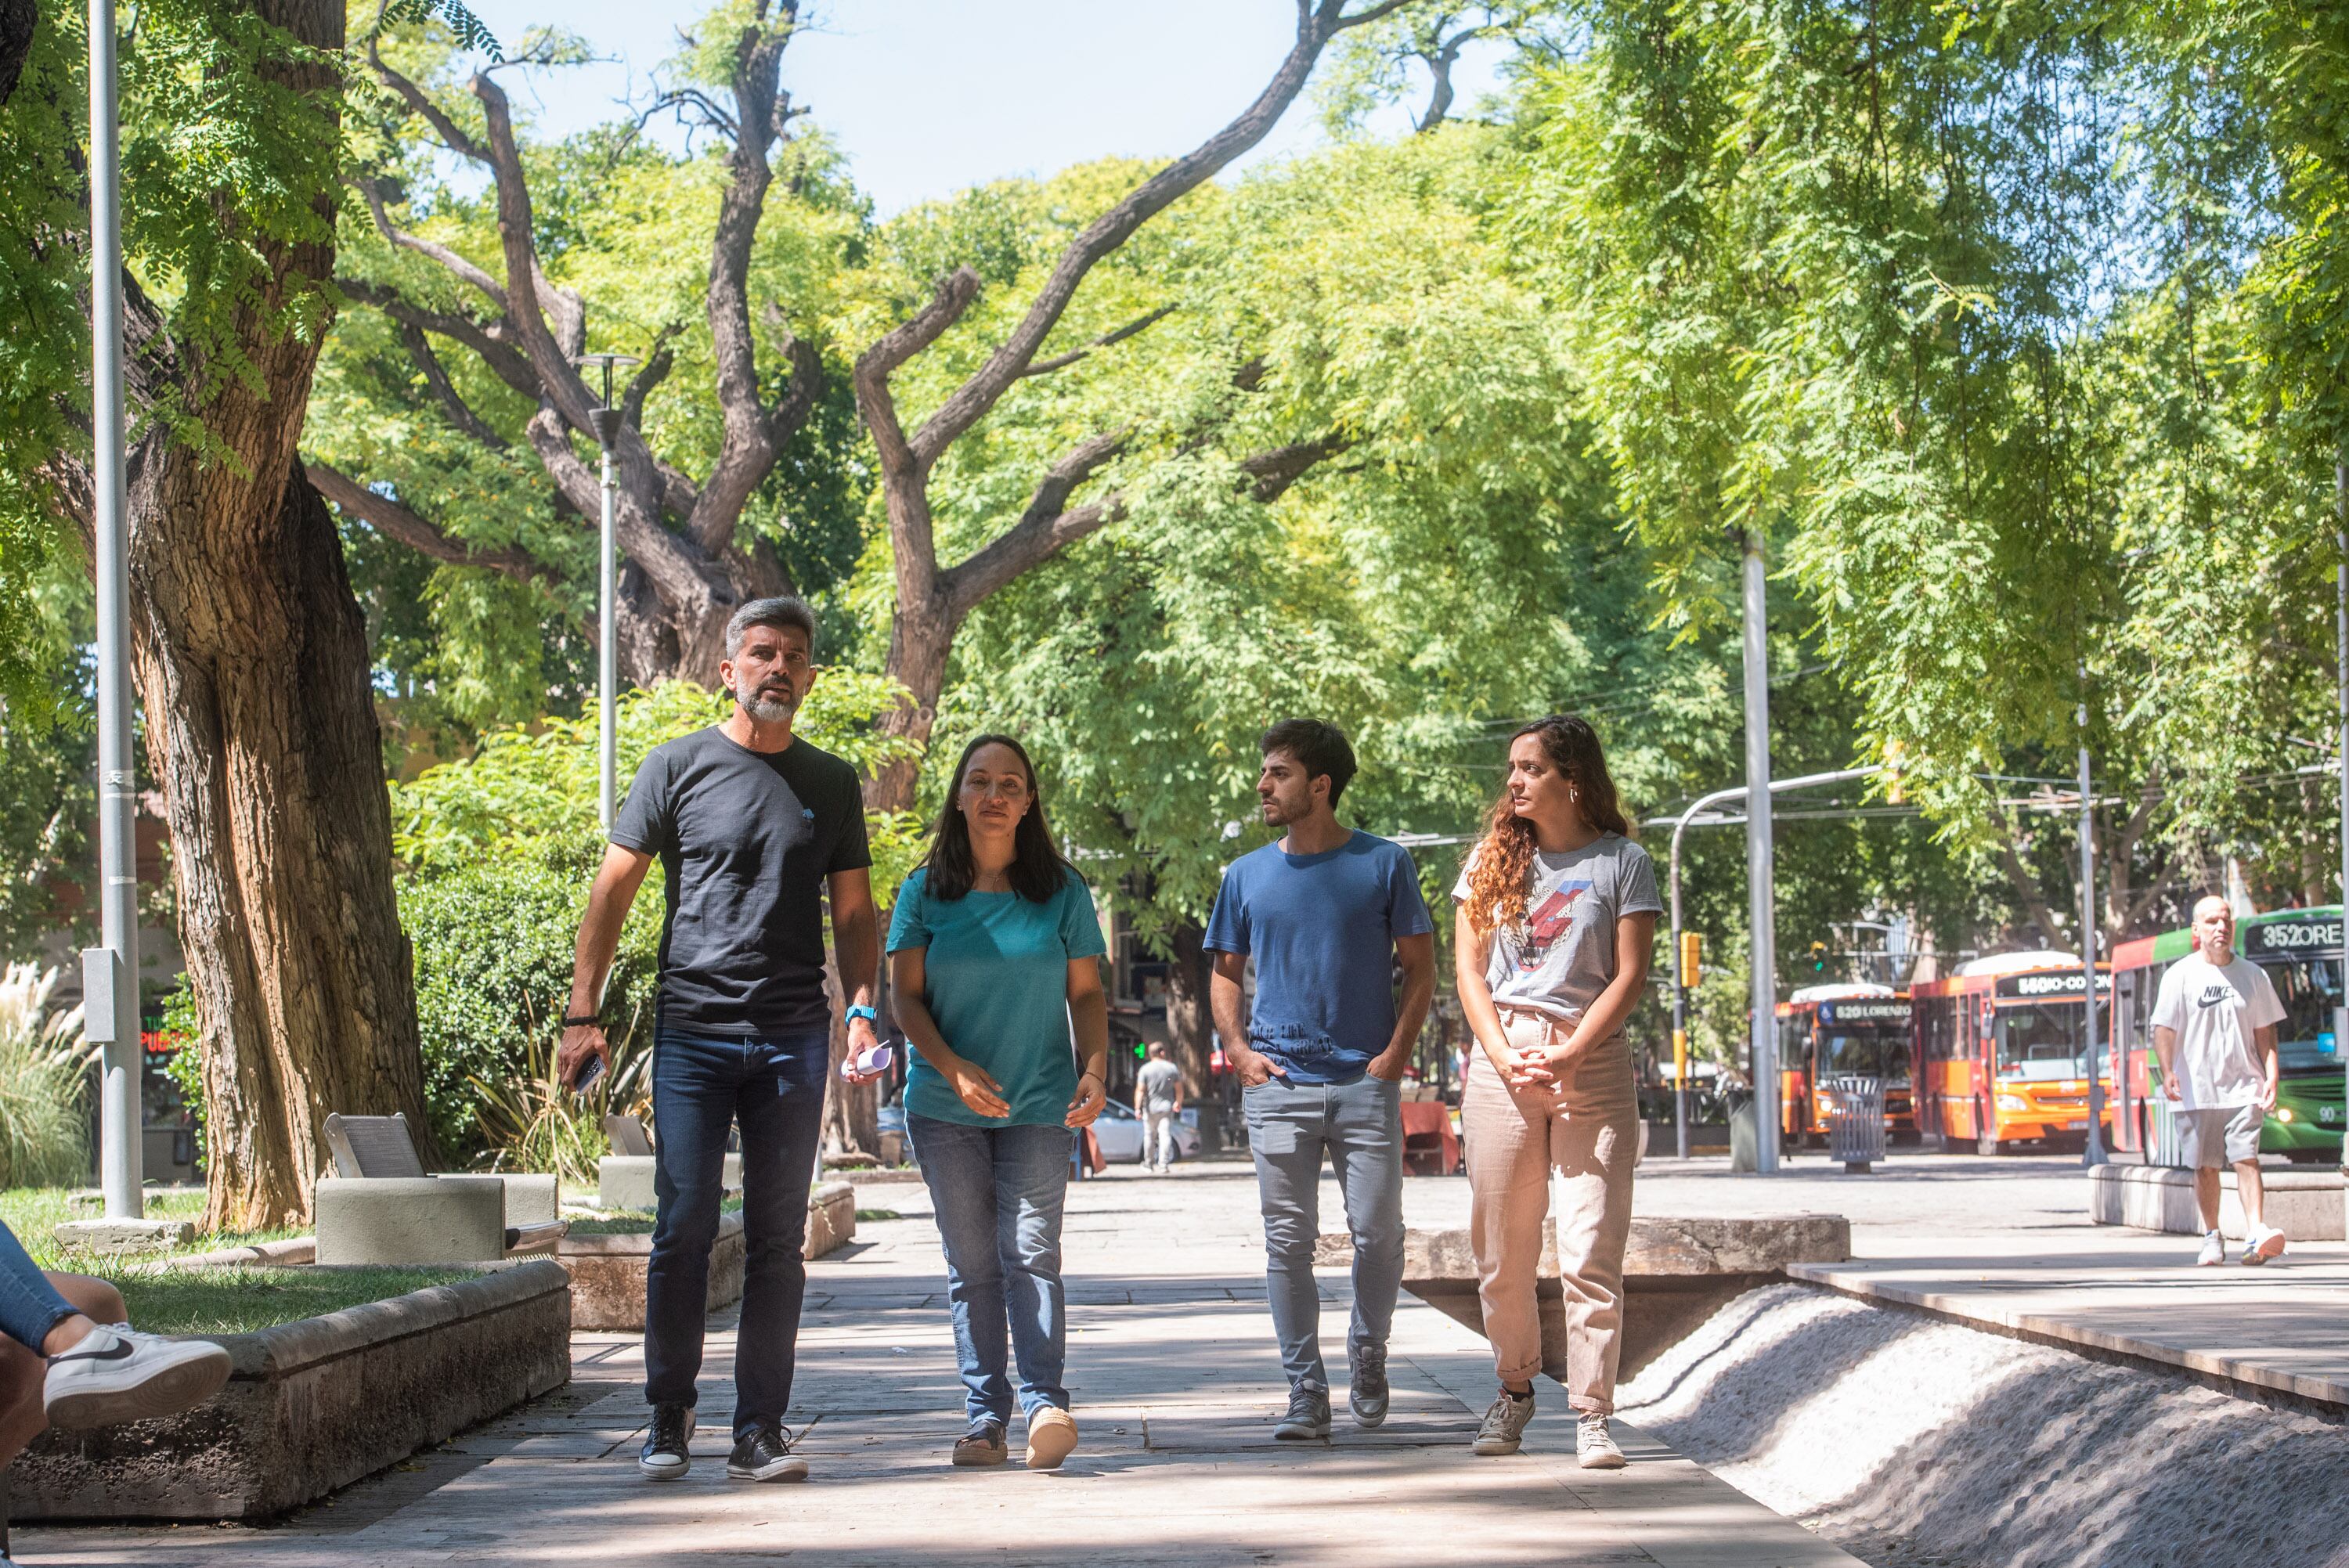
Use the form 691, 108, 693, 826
1994, 970, 2112, 1000
2243, 917, 2345, 961
1819, 1000, 1910, 1025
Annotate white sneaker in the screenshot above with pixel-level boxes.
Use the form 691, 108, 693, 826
44, 1324, 232, 1429
2195, 1230, 2225, 1267
2242, 1224, 2286, 1265
1576, 1411, 1626, 1469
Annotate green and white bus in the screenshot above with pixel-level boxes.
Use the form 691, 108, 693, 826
2108, 906, 2346, 1163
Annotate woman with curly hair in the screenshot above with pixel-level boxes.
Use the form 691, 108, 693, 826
1452, 716, 1661, 1469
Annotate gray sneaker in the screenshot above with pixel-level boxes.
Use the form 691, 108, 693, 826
1576, 1411, 1626, 1469
1273, 1382, 1332, 1440
1473, 1388, 1535, 1456
1349, 1342, 1390, 1429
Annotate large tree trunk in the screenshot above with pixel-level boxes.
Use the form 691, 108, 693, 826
109, 0, 427, 1232
1163, 918, 1222, 1153
135, 460, 429, 1230
865, 607, 954, 811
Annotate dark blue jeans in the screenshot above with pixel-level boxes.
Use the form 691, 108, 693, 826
645, 1028, 828, 1439
0, 1217, 74, 1352
908, 1115, 1073, 1424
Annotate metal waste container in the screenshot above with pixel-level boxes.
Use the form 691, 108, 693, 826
1727, 1086, 1758, 1173
1826, 1075, 1885, 1173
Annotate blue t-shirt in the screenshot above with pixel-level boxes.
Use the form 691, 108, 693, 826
888, 864, 1108, 1128
1203, 831, 1434, 1084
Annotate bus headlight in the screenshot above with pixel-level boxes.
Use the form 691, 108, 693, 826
2278, 1107, 2295, 1123
1996, 1094, 2028, 1112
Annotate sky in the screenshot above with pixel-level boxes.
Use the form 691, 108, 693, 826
460, 1, 1509, 214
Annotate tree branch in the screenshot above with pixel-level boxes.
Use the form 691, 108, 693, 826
395, 322, 507, 449
940, 427, 1132, 620
471, 71, 593, 425
367, 38, 496, 166
1239, 431, 1353, 503
354, 175, 509, 312
1016, 302, 1180, 380
337, 278, 539, 398
307, 461, 548, 584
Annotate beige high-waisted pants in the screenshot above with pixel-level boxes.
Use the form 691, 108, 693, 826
1460, 1007, 1639, 1412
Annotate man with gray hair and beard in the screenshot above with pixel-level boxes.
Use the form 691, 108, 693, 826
557, 597, 882, 1484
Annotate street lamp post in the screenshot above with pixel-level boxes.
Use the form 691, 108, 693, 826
2078, 663, 2106, 1167
85, 0, 143, 1220
1741, 531, 1779, 1173
576, 355, 638, 832
1665, 766, 1881, 1166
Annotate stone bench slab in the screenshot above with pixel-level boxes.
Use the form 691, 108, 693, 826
2087, 1162, 2344, 1240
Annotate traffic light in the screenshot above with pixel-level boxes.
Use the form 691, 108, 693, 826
1809, 940, 1828, 973
1679, 931, 1703, 988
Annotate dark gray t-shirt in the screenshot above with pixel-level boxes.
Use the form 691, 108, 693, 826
1452, 833, 1662, 1031
612, 727, 871, 1037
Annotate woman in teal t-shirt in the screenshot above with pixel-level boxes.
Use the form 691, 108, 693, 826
888, 732, 1109, 1472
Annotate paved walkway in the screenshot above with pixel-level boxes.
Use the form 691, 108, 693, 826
20, 1166, 1860, 1568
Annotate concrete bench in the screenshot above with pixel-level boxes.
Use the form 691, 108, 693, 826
315, 1113, 569, 1266
2087, 1162, 2344, 1240
596, 1113, 740, 1210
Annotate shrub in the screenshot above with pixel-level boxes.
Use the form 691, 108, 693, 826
402, 860, 661, 1164
0, 964, 98, 1189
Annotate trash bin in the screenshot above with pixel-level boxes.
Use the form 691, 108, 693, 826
1826, 1075, 1885, 1173
1727, 1087, 1758, 1173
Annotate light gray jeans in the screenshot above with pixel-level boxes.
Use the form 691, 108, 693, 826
1242, 1073, 1405, 1394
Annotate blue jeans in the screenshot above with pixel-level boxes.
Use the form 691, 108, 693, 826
644, 1029, 828, 1439
0, 1218, 74, 1352
1242, 1073, 1405, 1393
908, 1115, 1073, 1424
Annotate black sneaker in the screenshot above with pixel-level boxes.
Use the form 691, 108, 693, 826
638, 1402, 695, 1480
727, 1424, 810, 1483
1349, 1341, 1390, 1429
1273, 1382, 1332, 1440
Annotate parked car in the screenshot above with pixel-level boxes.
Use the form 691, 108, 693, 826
1090, 1098, 1202, 1164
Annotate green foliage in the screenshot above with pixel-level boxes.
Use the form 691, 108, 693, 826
0, 964, 97, 1189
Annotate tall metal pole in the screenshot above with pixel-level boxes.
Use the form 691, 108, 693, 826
1669, 767, 1878, 1170
1742, 531, 1779, 1174
1670, 847, 1690, 1160
88, 0, 143, 1219
597, 434, 616, 832
2336, 454, 2347, 1175
2078, 663, 2105, 1166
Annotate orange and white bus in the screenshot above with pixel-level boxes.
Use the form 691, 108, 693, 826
1911, 952, 2113, 1154
1774, 984, 1916, 1144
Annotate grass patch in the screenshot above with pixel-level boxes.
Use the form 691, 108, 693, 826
114, 1265, 482, 1336
1, 1186, 301, 1270
854, 1209, 900, 1223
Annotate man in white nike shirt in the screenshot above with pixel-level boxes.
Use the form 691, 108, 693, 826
2151, 896, 2286, 1266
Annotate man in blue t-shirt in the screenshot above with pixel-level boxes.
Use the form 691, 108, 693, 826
1206, 719, 1434, 1440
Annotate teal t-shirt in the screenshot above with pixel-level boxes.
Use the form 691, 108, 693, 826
889, 864, 1108, 1128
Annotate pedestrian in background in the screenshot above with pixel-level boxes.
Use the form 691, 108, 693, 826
1208, 719, 1436, 1441
890, 734, 1110, 1472
559, 597, 882, 1486
1136, 1042, 1186, 1171
2153, 896, 2289, 1267
1453, 715, 1661, 1470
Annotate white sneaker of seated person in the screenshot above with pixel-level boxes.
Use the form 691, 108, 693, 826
2240, 1224, 2286, 1266
45, 1323, 233, 1429
2195, 1230, 2225, 1267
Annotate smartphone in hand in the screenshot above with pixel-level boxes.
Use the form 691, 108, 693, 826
572, 1054, 606, 1100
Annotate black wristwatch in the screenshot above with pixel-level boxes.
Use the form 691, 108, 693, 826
561, 1015, 601, 1029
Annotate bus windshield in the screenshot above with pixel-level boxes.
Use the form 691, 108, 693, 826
2264, 956, 2345, 1076
1997, 1003, 2100, 1081
1818, 1030, 1909, 1083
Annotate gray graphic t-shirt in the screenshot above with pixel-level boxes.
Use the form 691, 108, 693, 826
1136, 1058, 1183, 1112
1452, 833, 1662, 1032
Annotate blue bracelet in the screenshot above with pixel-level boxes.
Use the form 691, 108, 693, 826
845, 1004, 877, 1024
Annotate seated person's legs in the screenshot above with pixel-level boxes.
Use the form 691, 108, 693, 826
2, 1274, 127, 1468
